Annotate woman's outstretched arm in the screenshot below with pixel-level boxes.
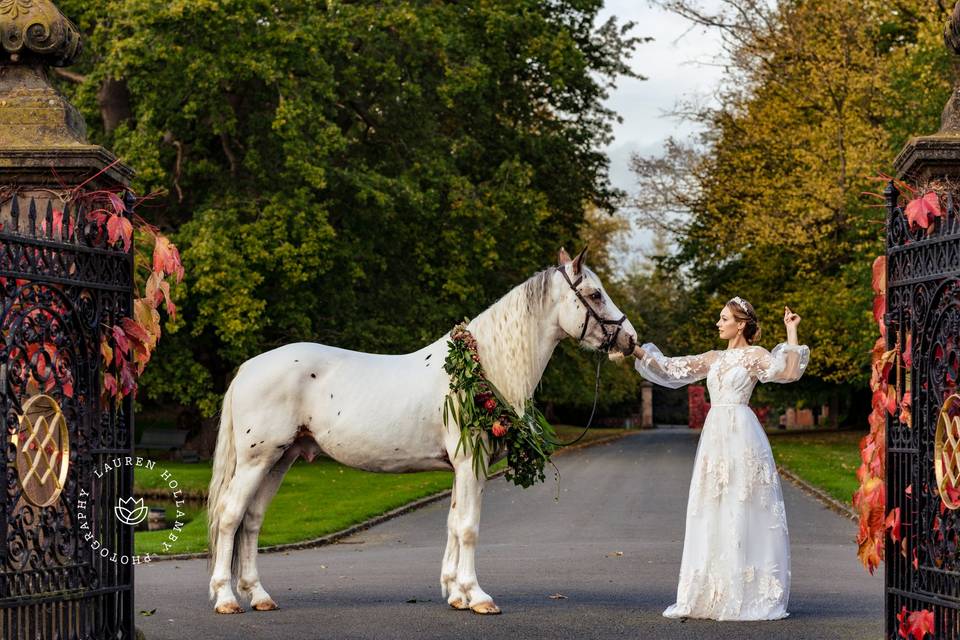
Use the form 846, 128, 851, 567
624, 344, 717, 389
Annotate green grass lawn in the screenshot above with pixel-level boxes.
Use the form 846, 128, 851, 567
134, 425, 627, 556
767, 430, 863, 507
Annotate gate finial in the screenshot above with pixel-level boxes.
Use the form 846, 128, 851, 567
0, 0, 81, 67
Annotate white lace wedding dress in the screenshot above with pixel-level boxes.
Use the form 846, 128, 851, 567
635, 343, 810, 621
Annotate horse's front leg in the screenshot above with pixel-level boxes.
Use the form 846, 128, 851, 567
451, 459, 500, 614
441, 476, 465, 608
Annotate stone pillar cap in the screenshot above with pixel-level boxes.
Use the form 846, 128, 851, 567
1, 0, 81, 67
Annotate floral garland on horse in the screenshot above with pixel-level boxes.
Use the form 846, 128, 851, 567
442, 321, 556, 488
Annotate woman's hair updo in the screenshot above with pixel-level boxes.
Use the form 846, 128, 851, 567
727, 297, 761, 344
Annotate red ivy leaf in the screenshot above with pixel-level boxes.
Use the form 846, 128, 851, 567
119, 360, 137, 396
898, 606, 935, 640
872, 256, 886, 295
900, 391, 912, 428
152, 236, 184, 283
100, 340, 113, 368
105, 191, 125, 216
120, 317, 153, 350
134, 298, 162, 343
886, 385, 898, 416
905, 192, 942, 229
145, 272, 176, 319
857, 536, 882, 575
873, 295, 886, 324
886, 507, 901, 543
106, 215, 133, 251
103, 373, 117, 396
111, 324, 130, 355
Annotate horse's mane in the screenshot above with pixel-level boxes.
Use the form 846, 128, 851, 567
468, 268, 557, 412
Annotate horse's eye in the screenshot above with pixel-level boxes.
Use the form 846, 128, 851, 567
590, 291, 602, 301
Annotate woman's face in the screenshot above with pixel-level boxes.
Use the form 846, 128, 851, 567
716, 305, 743, 341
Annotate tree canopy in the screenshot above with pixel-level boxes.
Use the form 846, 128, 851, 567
631, 0, 952, 418
55, 0, 644, 416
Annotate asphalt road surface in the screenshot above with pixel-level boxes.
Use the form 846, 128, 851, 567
135, 429, 882, 640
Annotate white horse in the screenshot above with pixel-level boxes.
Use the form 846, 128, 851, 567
206, 247, 637, 615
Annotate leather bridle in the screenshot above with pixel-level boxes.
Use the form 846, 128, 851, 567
556, 265, 630, 353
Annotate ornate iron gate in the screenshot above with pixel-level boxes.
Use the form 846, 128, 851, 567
0, 187, 136, 639
885, 181, 960, 637
0, 0, 137, 637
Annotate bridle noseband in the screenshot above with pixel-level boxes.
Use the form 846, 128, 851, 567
556, 265, 629, 353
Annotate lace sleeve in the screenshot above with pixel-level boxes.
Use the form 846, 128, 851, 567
751, 343, 810, 384
633, 343, 716, 389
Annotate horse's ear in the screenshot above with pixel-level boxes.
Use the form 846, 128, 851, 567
558, 247, 572, 264
572, 245, 588, 275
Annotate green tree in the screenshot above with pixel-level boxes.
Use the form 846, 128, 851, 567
629, 0, 953, 423
55, 0, 643, 417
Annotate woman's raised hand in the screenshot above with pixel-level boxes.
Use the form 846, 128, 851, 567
784, 306, 801, 345
783, 306, 801, 328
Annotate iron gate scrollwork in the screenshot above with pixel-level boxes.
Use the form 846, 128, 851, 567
885, 182, 960, 638
0, 190, 135, 639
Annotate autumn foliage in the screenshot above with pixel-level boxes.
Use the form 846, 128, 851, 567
90, 190, 182, 404
897, 605, 935, 639
855, 230, 932, 640
855, 185, 951, 576
854, 253, 893, 574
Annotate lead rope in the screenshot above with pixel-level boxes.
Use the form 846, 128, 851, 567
544, 351, 603, 448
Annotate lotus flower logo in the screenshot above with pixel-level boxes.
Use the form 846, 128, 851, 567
115, 497, 149, 526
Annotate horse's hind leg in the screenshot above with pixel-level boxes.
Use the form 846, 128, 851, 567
210, 461, 272, 614
237, 451, 297, 611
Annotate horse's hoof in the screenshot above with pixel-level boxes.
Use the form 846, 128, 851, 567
471, 601, 501, 615
215, 602, 245, 614
448, 598, 469, 610
252, 599, 279, 611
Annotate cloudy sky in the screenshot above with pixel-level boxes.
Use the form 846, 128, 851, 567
594, 1, 727, 262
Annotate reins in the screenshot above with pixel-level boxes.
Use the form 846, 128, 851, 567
544, 351, 603, 448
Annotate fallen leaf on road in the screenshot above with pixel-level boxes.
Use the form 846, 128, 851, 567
606, 551, 624, 557
548, 593, 568, 600
139, 609, 156, 617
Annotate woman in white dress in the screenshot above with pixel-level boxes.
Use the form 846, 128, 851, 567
617, 297, 809, 620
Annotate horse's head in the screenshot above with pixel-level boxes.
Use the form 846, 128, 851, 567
553, 247, 637, 355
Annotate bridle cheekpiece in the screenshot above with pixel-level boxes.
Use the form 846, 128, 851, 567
556, 265, 629, 353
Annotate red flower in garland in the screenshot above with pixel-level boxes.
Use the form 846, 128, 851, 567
484, 398, 497, 413
492, 421, 508, 437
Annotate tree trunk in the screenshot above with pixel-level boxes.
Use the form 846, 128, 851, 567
97, 77, 132, 133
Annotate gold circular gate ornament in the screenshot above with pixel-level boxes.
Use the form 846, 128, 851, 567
935, 394, 960, 509
11, 394, 70, 507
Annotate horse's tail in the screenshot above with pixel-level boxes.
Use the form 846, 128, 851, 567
207, 378, 238, 592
